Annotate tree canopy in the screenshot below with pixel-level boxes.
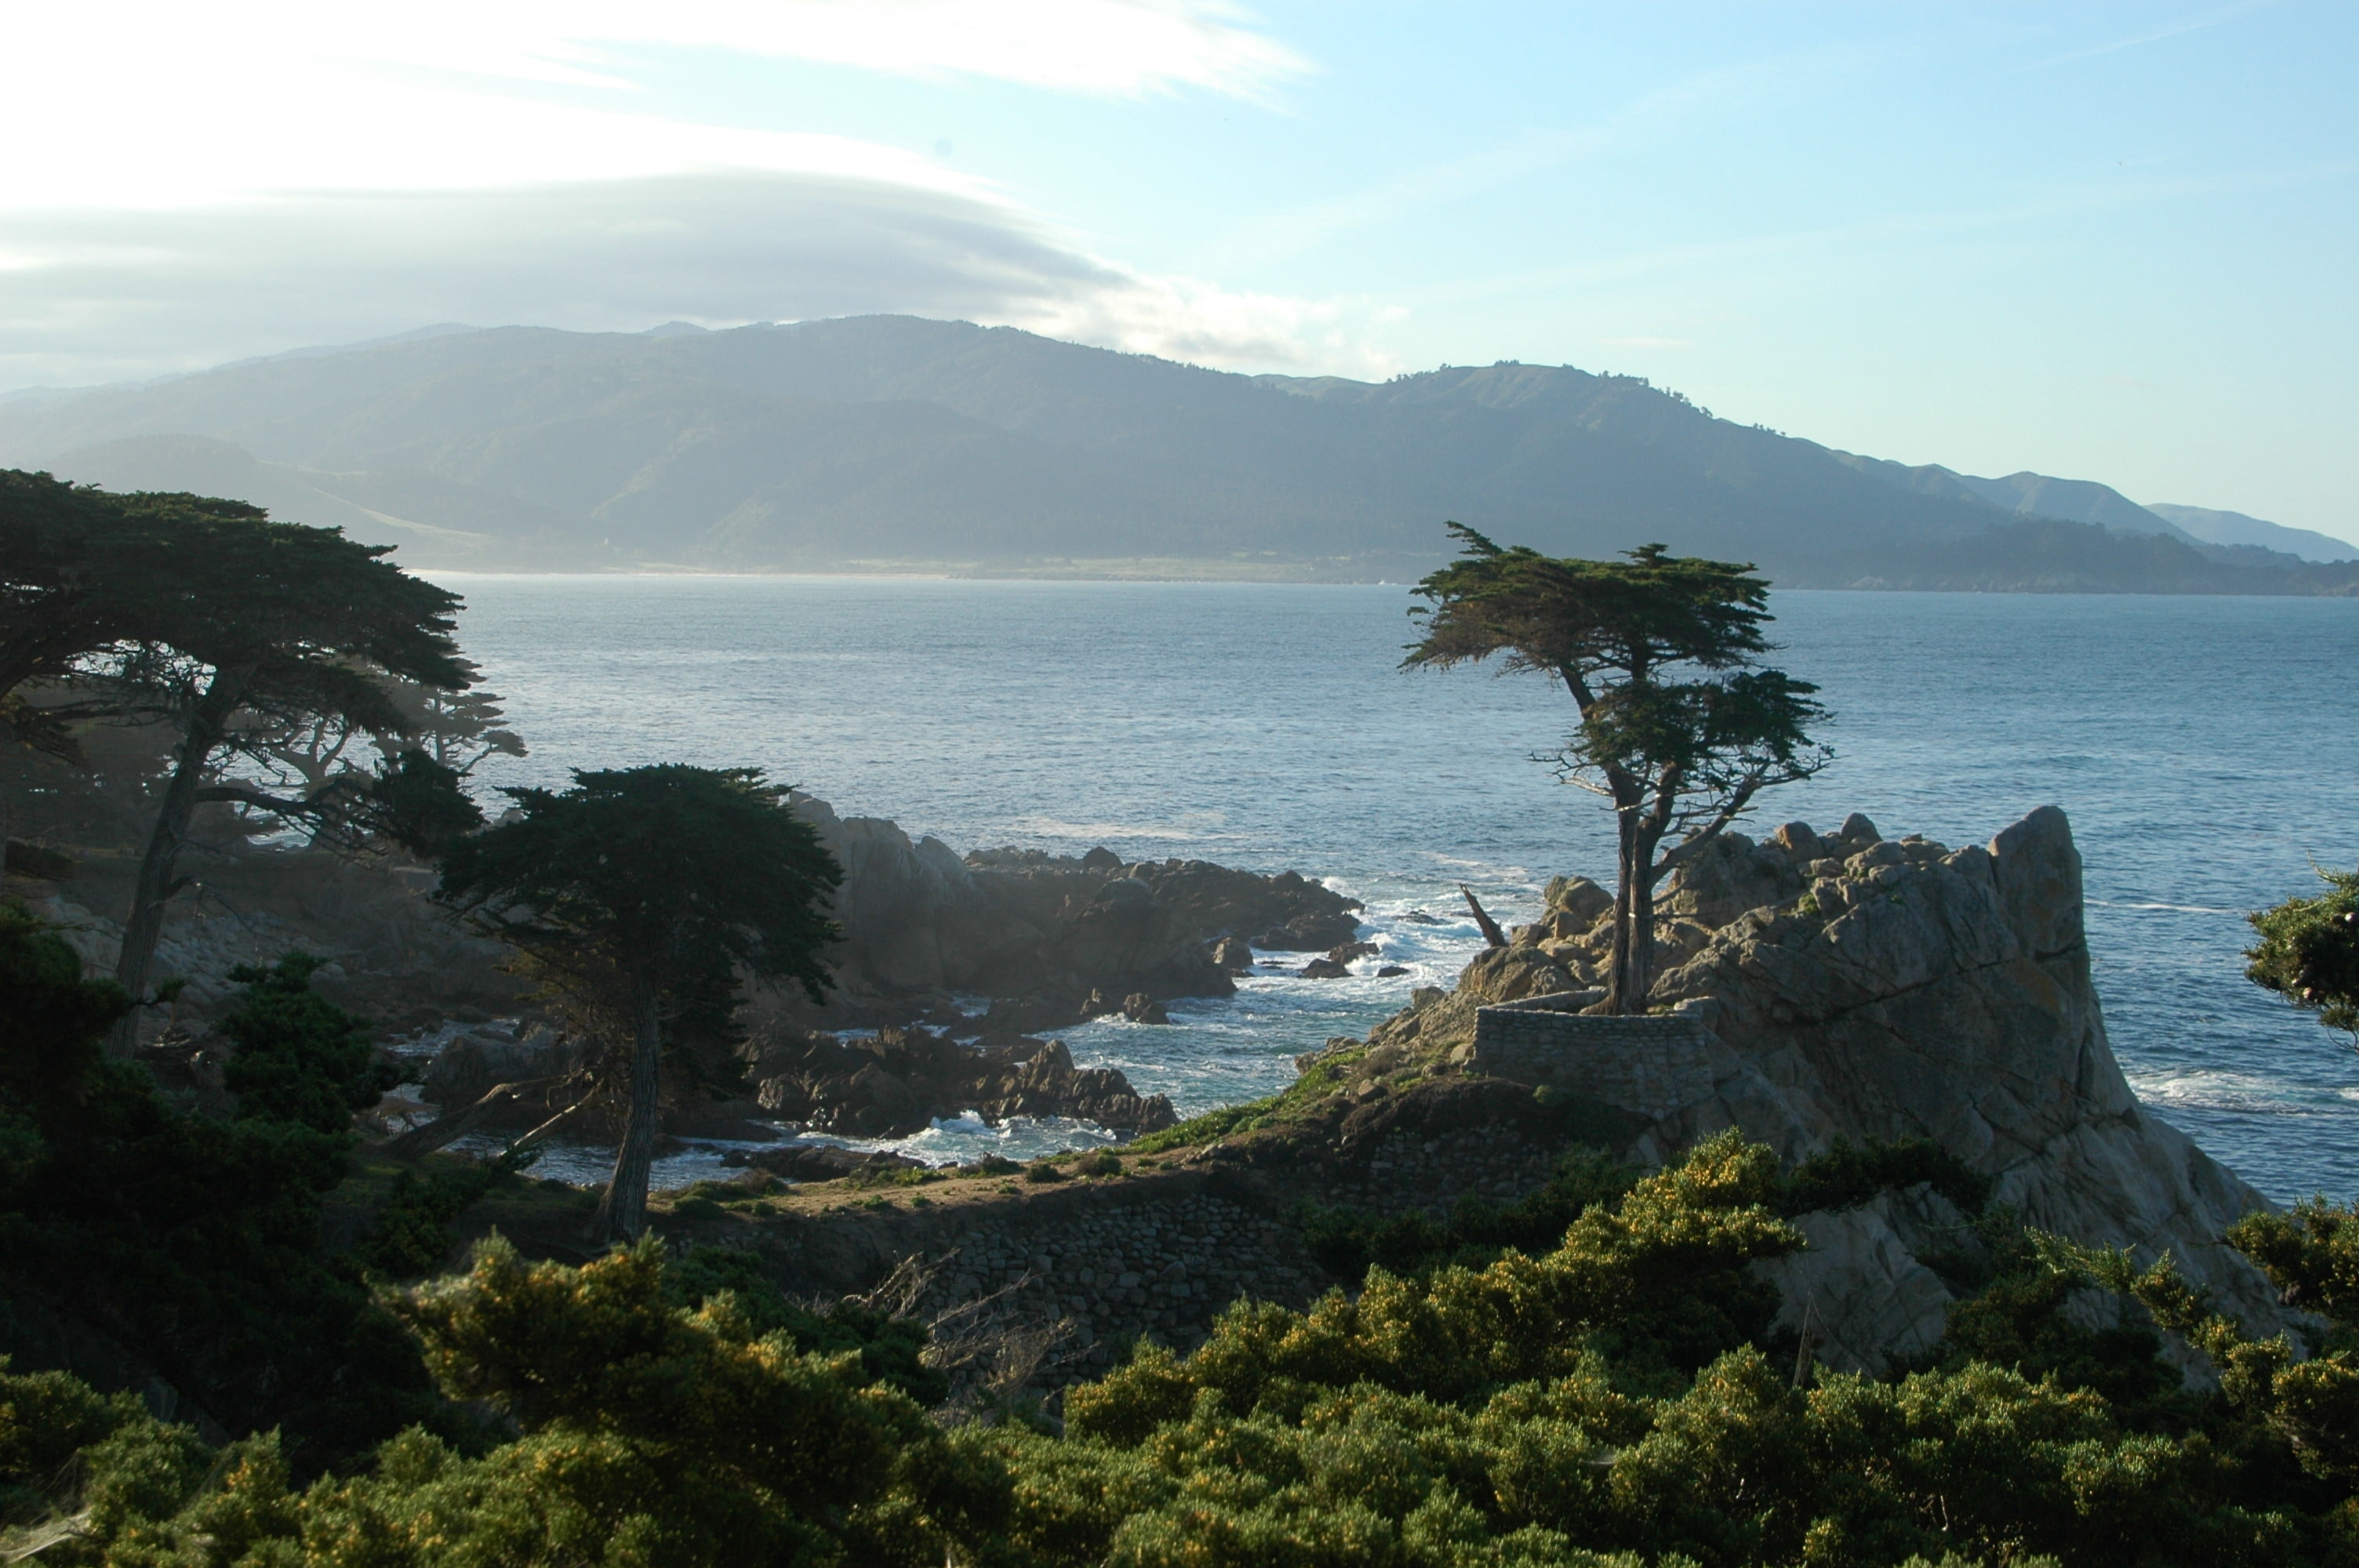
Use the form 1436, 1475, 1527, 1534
1406, 525, 1830, 1011
2248, 864, 2359, 1044
13, 481, 488, 1049
435, 765, 843, 1243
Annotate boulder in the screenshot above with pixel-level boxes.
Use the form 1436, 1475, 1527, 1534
724, 1143, 925, 1182
1121, 993, 1172, 1025
1543, 874, 1614, 925
1299, 957, 1352, 979
1210, 935, 1256, 972
1253, 910, 1365, 951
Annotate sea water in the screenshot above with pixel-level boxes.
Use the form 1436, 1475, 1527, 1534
427, 575, 2359, 1203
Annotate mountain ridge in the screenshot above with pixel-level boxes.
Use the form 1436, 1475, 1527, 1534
4, 315, 2354, 594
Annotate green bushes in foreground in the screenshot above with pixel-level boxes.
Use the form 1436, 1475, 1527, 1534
12, 1129, 2359, 1566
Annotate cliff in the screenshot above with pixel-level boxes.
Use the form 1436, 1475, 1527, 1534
1360, 806, 2284, 1371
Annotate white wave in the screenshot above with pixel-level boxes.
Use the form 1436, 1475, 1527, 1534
2089, 899, 2240, 916
2127, 1068, 2324, 1116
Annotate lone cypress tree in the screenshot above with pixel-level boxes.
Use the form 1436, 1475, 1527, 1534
1406, 524, 1830, 1012
435, 765, 841, 1244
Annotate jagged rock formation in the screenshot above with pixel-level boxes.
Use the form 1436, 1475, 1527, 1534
1359, 806, 2284, 1374
743, 1026, 1175, 1139
788, 793, 1359, 1025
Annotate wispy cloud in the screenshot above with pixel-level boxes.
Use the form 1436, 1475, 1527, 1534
0, 171, 1397, 389
1383, 158, 2358, 315
1187, 44, 1873, 274
2025, 2, 2269, 71
0, 0, 1339, 383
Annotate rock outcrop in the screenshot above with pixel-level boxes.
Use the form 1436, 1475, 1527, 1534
1362, 806, 2285, 1375
787, 794, 1361, 1025
743, 1025, 1176, 1139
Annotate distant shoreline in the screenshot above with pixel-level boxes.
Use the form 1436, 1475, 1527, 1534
405, 558, 2359, 597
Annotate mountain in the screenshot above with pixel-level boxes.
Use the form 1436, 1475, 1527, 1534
2145, 503, 2359, 564
2, 315, 2354, 594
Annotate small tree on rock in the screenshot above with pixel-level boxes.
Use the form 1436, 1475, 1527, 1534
435, 765, 842, 1244
1406, 525, 1830, 1013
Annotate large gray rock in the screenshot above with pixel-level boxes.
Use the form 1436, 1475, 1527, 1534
1374, 807, 2285, 1377
1635, 805, 2283, 1371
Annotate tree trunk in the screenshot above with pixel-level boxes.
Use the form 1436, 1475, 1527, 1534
590, 976, 663, 1247
1606, 812, 1638, 1013
108, 666, 247, 1058
1605, 801, 1673, 1016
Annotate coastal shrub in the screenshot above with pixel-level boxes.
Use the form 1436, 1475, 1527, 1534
0, 913, 452, 1473
352, 1161, 500, 1280
663, 1244, 945, 1405
15, 1130, 2359, 1566
1296, 1147, 1640, 1283
217, 951, 394, 1133
1776, 1136, 1994, 1219
1899, 1217, 2190, 1428
1127, 1095, 1281, 1154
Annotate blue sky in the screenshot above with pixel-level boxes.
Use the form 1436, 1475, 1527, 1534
3, 2, 2352, 536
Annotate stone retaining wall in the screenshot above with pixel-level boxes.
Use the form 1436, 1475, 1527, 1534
1468, 1000, 1716, 1120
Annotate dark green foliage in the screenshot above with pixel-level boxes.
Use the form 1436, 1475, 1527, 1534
2230, 1197, 2359, 1325
1906, 1220, 2189, 1428
0, 903, 128, 1147
1777, 1136, 1994, 1219
0, 918, 446, 1475
663, 1246, 946, 1406
2248, 865, 2359, 1040
362, 745, 488, 858
353, 1163, 499, 1281
217, 952, 391, 1133
437, 764, 844, 1011
1297, 1147, 1640, 1282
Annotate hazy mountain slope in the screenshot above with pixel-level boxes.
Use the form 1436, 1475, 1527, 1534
1826, 452, 2196, 539
2148, 503, 2359, 562
48, 434, 536, 564
3, 315, 2354, 593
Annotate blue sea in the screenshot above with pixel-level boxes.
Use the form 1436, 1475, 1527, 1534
428, 575, 2359, 1203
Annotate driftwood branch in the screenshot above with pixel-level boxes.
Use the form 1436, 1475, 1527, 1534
377, 1076, 558, 1160
1459, 884, 1508, 948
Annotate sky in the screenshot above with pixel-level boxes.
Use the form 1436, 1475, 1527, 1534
3, 1, 2354, 536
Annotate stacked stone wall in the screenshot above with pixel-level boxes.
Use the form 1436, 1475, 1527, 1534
1469, 1005, 1716, 1120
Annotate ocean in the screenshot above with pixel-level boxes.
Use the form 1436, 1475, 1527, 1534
427, 574, 2359, 1203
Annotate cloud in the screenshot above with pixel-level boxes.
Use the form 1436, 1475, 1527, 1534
1187, 44, 1871, 274
0, 170, 1390, 387
2025, 2, 2267, 71
0, 2, 1349, 385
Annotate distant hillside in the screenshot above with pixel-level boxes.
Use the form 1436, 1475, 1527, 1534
2146, 503, 2359, 564
4, 315, 2354, 594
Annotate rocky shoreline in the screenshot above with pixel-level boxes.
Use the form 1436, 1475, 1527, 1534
16, 782, 2295, 1384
